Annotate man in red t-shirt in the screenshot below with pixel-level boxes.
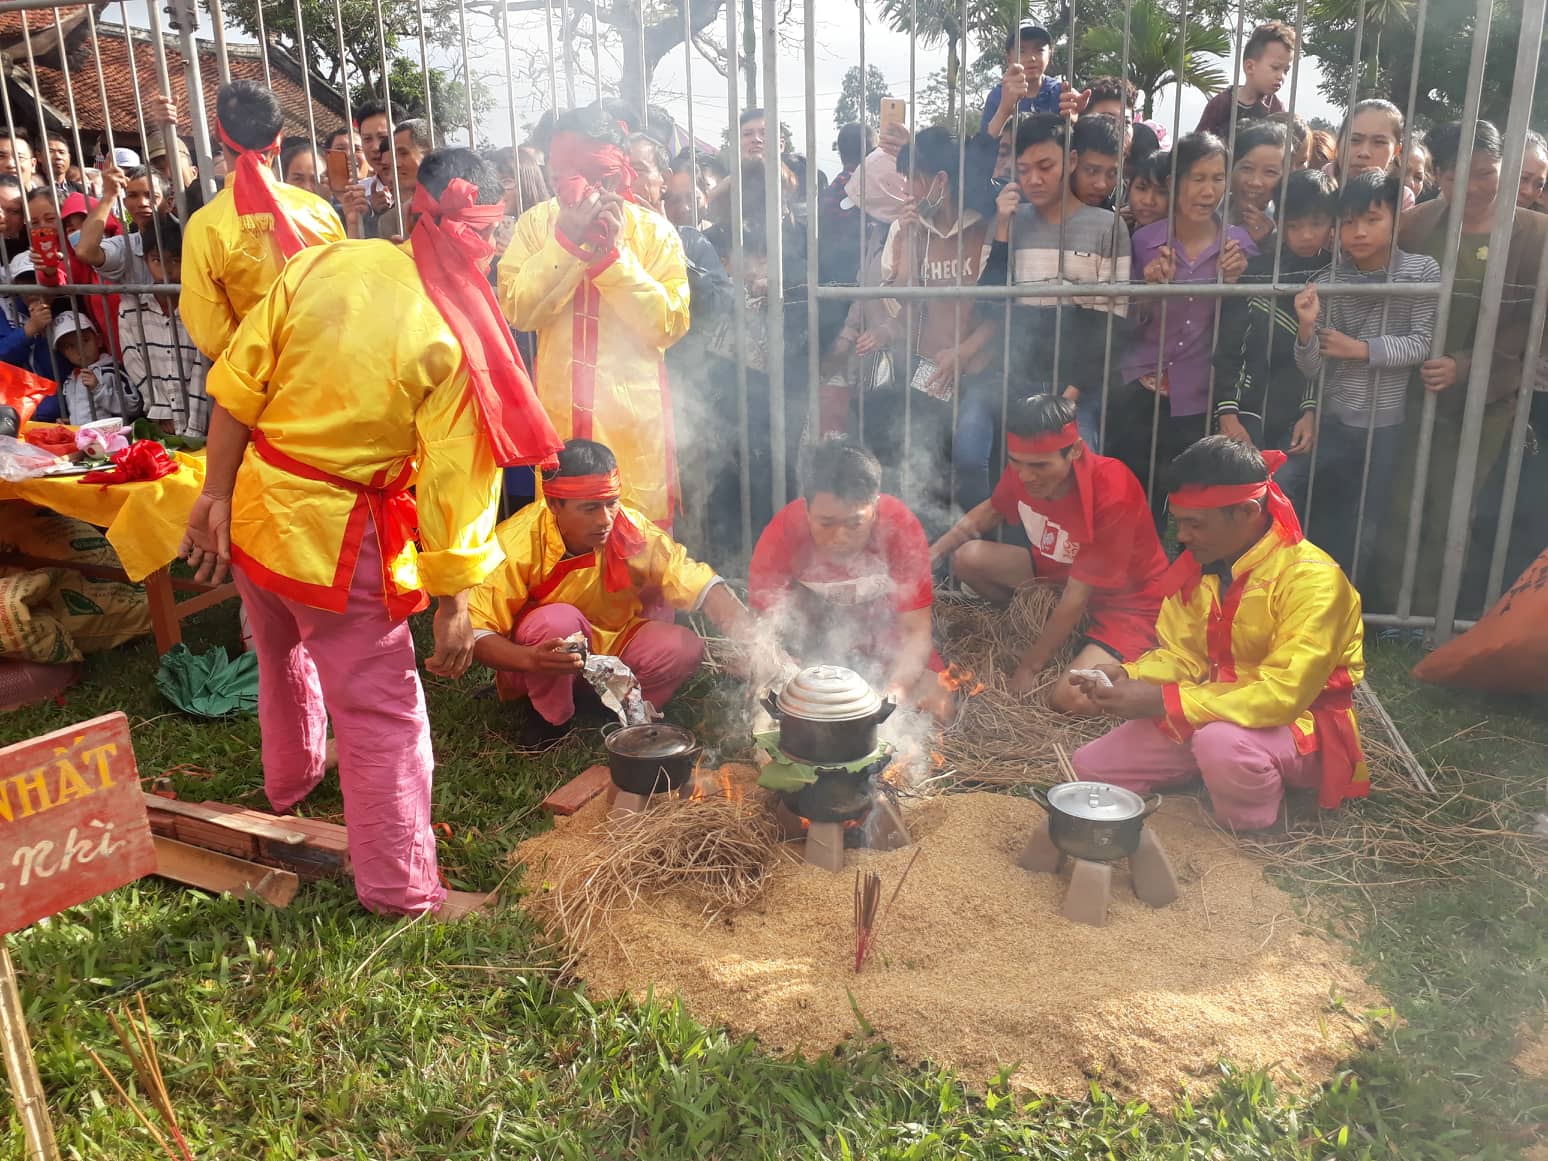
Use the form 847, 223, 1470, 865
930, 395, 1168, 713
749, 437, 953, 722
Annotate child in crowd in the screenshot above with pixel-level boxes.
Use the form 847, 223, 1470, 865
1083, 76, 1138, 128
1228, 121, 1290, 246
1212, 169, 1334, 468
982, 23, 1063, 137
51, 310, 140, 424
1196, 22, 1297, 139
1307, 130, 1338, 170
1404, 142, 1433, 202
1330, 99, 1414, 209
119, 215, 209, 437
1121, 147, 1170, 232
1291, 172, 1439, 575
1112, 131, 1254, 514
1070, 115, 1123, 209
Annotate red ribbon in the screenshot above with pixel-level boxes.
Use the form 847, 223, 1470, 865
1163, 450, 1303, 599
217, 121, 306, 260
1307, 668, 1370, 809
548, 131, 638, 208
1006, 421, 1080, 457
78, 440, 179, 486
542, 469, 622, 500
409, 179, 563, 470
540, 468, 645, 591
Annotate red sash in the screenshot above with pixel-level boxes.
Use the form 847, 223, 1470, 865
1307, 666, 1369, 809
251, 431, 424, 620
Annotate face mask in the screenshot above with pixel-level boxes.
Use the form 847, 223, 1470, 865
918, 175, 947, 219
67, 230, 80, 249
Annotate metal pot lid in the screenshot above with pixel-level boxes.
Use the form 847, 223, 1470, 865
1045, 781, 1148, 821
605, 724, 698, 759
776, 665, 883, 722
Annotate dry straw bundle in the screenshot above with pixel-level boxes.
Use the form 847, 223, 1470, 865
534, 779, 787, 956
934, 586, 1110, 785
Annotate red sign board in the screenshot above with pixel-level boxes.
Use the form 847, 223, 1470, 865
0, 712, 155, 935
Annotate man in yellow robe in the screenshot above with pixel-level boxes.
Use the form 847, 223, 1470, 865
178, 80, 346, 360
180, 149, 562, 918
1071, 437, 1368, 831
470, 438, 756, 739
497, 106, 689, 525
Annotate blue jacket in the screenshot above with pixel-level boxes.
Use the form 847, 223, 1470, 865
979, 75, 1063, 133
0, 299, 61, 418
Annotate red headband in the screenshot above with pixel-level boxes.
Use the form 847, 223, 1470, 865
542, 470, 623, 500
1162, 450, 1304, 599
548, 130, 638, 210
1007, 421, 1080, 457
217, 120, 305, 260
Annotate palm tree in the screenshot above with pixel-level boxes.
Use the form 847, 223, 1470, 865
875, 0, 969, 127
1307, 0, 1414, 101
1081, 0, 1229, 120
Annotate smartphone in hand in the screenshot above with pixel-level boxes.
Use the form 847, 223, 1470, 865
325, 149, 352, 196
30, 225, 62, 275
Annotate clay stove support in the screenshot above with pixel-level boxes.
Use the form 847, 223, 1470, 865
1129, 829, 1180, 908
803, 822, 847, 871
1016, 820, 1063, 874
1061, 858, 1114, 927
608, 779, 695, 819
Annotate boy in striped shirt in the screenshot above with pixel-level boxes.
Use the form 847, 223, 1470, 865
1291, 172, 1439, 575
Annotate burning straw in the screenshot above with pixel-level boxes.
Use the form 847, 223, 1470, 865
934, 586, 1110, 786
533, 779, 788, 958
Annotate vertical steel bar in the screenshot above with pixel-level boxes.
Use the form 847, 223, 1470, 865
1431, 0, 1546, 640
559, 0, 577, 108
171, 4, 218, 200
855, 0, 867, 439
500, 0, 523, 214
206, 0, 234, 85
253, 0, 275, 87
373, 0, 405, 214
899, 0, 915, 500
679, 0, 698, 226
724, 0, 751, 553
416, 0, 437, 131
292, 0, 322, 151
142, 0, 189, 215
544, 0, 561, 119
330, 0, 358, 176
1095, 0, 1136, 453
803, 0, 819, 437
761, 0, 786, 509
457, 0, 477, 145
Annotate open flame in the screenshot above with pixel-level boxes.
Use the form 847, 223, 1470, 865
688, 767, 746, 803
940, 663, 986, 697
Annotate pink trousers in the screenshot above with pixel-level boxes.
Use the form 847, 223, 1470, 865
234, 525, 444, 916
500, 603, 704, 724
1072, 719, 1322, 831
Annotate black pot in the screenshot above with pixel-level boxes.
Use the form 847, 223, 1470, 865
1031, 782, 1162, 863
603, 724, 701, 796
760, 691, 895, 764
786, 764, 883, 823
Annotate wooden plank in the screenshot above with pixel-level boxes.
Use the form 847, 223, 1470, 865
143, 795, 306, 845
172, 581, 238, 619
151, 836, 299, 908
144, 568, 180, 655
198, 804, 350, 880
541, 764, 614, 816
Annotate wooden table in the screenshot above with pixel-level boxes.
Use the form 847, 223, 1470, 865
0, 450, 236, 655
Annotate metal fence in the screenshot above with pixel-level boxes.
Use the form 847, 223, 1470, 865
0, 0, 1542, 644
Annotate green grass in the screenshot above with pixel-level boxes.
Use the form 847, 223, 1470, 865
4, 610, 1547, 1159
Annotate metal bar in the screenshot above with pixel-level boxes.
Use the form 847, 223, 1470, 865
723, 0, 751, 555
500, 0, 522, 214
813, 280, 1446, 301
170, 0, 218, 201
373, 0, 404, 216
544, 0, 560, 118
141, 0, 189, 217
330, 0, 357, 189
803, 0, 819, 439
1431, 0, 1546, 641
558, 0, 576, 108
456, 0, 476, 145
417, 0, 437, 131
292, 0, 322, 154
761, 0, 785, 510
679, 0, 696, 227
252, 0, 274, 87
1096, 0, 1137, 453
206, 0, 233, 85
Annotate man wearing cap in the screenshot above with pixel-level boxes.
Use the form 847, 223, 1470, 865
1069, 436, 1368, 831
981, 24, 1065, 137
177, 80, 344, 360
180, 147, 562, 919
930, 395, 1168, 714
498, 103, 689, 526
146, 133, 205, 218
469, 437, 757, 741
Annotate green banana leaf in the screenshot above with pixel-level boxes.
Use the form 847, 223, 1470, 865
155, 643, 258, 718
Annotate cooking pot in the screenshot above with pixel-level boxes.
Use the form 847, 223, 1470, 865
785, 762, 885, 823
603, 723, 701, 796
1030, 782, 1161, 863
761, 665, 895, 764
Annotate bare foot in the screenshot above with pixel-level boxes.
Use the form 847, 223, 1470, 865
435, 890, 496, 922
325, 737, 339, 771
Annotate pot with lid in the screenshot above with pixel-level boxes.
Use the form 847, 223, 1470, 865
1030, 781, 1162, 863
603, 723, 702, 796
761, 665, 895, 764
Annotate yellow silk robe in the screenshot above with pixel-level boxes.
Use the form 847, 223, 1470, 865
497, 200, 690, 524
468, 500, 717, 655
180, 171, 347, 360
1126, 526, 1366, 755
207, 241, 504, 612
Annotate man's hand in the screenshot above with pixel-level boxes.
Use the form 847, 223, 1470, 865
555, 189, 604, 249
338, 181, 368, 224
369, 185, 392, 214
1220, 238, 1248, 283
994, 182, 1021, 223
854, 329, 888, 356
1058, 83, 1092, 119
1420, 355, 1458, 392
98, 161, 125, 202
1143, 245, 1175, 284
1010, 653, 1048, 695
879, 122, 911, 157
999, 63, 1030, 111
1318, 328, 1368, 361
179, 492, 233, 585
426, 597, 475, 679
1217, 412, 1254, 445
925, 346, 963, 397
144, 92, 178, 126
523, 637, 586, 674
1288, 410, 1317, 454
23, 299, 51, 338
594, 193, 626, 251
1086, 672, 1166, 720
1294, 284, 1320, 329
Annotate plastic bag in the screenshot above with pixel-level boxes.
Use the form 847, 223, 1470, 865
0, 361, 56, 426
0, 435, 65, 481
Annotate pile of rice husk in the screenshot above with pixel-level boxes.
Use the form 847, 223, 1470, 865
515, 767, 1386, 1104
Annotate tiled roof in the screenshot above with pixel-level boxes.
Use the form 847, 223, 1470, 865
6, 18, 345, 140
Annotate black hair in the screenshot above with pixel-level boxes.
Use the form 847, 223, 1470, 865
1282, 167, 1336, 223
216, 80, 285, 151
1425, 119, 1502, 174
416, 147, 504, 209
1128, 122, 1161, 165
800, 437, 882, 504
896, 126, 961, 186
598, 99, 643, 135
394, 118, 434, 153
1130, 147, 1171, 187
1072, 114, 1123, 160
324, 125, 353, 150
627, 132, 671, 178
1231, 120, 1288, 163
124, 166, 168, 196
280, 142, 321, 179
1242, 20, 1297, 61
1337, 170, 1400, 220
1007, 395, 1077, 444
545, 438, 618, 482
354, 99, 406, 126
1172, 131, 1228, 181
555, 104, 627, 148
138, 214, 184, 260
835, 122, 875, 170
1007, 112, 1067, 158
739, 107, 765, 127
44, 131, 70, 150
1087, 76, 1137, 112
1004, 22, 1051, 52
1167, 435, 1268, 490
0, 174, 21, 195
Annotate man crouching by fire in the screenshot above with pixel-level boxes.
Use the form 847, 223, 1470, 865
1070, 436, 1369, 831
748, 437, 955, 724
468, 438, 759, 745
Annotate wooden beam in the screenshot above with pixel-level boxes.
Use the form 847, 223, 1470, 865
144, 794, 306, 845
151, 837, 299, 908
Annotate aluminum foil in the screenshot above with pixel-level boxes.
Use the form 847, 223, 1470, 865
562, 631, 657, 727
